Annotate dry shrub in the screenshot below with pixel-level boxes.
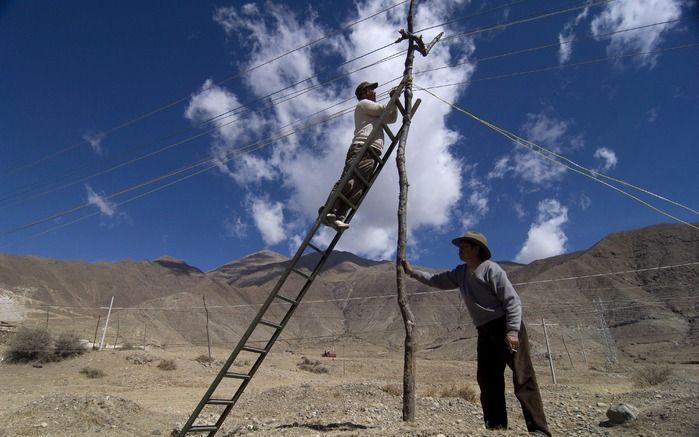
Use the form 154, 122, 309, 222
126, 352, 153, 365
80, 367, 105, 378
157, 359, 177, 371
439, 384, 479, 403
5, 326, 52, 363
195, 354, 214, 364
297, 356, 329, 374
54, 332, 85, 359
381, 383, 402, 396
633, 365, 672, 387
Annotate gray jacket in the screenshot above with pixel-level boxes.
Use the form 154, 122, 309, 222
409, 260, 522, 336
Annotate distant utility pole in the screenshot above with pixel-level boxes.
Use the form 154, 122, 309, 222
529, 318, 558, 384
577, 324, 588, 368
395, 0, 442, 422
99, 296, 114, 351
594, 297, 617, 365
203, 295, 211, 362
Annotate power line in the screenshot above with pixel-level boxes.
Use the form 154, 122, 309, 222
1, 0, 409, 179
0, 1, 654, 210
416, 49, 699, 230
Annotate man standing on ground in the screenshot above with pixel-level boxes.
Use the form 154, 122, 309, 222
402, 231, 551, 436
321, 80, 398, 230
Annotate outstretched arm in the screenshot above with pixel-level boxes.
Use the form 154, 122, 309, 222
401, 259, 459, 290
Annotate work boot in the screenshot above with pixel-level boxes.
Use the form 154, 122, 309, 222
332, 216, 349, 230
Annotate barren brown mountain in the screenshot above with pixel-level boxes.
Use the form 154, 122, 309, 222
1, 222, 697, 436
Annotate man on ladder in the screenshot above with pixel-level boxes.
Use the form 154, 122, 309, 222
321, 80, 398, 230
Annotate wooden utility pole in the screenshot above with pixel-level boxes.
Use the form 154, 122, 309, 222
92, 315, 101, 350
99, 296, 114, 351
395, 0, 442, 422
529, 319, 559, 384
203, 295, 212, 362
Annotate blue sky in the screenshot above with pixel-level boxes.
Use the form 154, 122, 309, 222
1, 0, 697, 271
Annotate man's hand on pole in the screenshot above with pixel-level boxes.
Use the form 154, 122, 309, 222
401, 259, 414, 275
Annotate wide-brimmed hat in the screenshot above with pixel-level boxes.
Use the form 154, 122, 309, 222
355, 81, 378, 99
451, 230, 491, 260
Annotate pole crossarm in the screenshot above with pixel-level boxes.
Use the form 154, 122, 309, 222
395, 29, 444, 56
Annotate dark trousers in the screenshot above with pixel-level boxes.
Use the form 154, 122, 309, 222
476, 317, 551, 436
329, 143, 379, 218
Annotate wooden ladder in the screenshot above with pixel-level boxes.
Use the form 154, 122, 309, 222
178, 83, 421, 436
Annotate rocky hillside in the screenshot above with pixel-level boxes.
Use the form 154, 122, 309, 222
1, 223, 697, 364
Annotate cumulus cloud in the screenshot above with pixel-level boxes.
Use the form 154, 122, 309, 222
490, 113, 582, 186
82, 131, 105, 156
185, 79, 271, 184
593, 147, 618, 172
590, 0, 686, 68
249, 196, 286, 246
515, 199, 569, 264
85, 184, 116, 217
189, 1, 477, 259
558, 6, 589, 64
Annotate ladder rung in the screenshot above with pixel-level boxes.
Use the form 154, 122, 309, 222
224, 371, 251, 380
188, 425, 218, 432
241, 345, 267, 354
207, 398, 235, 405
352, 168, 370, 187
366, 146, 382, 162
337, 193, 357, 210
383, 125, 395, 142
307, 242, 324, 253
291, 267, 310, 279
275, 294, 298, 305
259, 319, 282, 329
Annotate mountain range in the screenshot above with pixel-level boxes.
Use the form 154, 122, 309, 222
0, 222, 696, 364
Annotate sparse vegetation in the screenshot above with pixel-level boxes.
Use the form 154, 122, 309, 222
54, 332, 85, 359
633, 365, 672, 387
157, 359, 177, 371
5, 326, 53, 363
80, 366, 105, 378
439, 384, 479, 403
381, 383, 402, 396
297, 356, 329, 374
126, 352, 153, 365
120, 342, 136, 351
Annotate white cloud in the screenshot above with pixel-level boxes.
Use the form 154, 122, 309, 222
191, 0, 477, 259
647, 107, 658, 123
249, 196, 286, 246
82, 131, 105, 155
593, 147, 618, 172
558, 6, 589, 64
458, 166, 490, 229
590, 0, 686, 68
491, 113, 581, 186
185, 79, 271, 184
515, 199, 569, 264
224, 216, 248, 239
85, 184, 116, 217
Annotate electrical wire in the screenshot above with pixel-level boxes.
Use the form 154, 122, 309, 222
416, 66, 699, 229
1, 0, 409, 179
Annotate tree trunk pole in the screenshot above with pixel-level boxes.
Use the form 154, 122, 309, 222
397, 0, 417, 422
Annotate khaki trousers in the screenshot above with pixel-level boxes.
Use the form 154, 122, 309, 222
329, 143, 380, 218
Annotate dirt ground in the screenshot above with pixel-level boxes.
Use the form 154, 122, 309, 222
1, 342, 697, 437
